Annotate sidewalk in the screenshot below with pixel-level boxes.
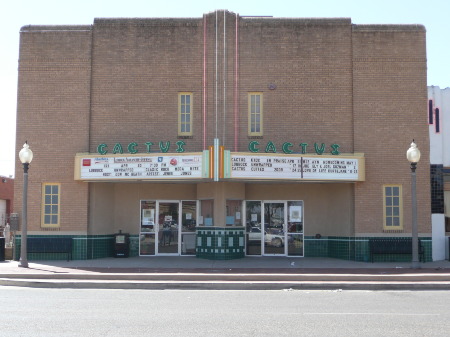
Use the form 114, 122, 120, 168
1, 256, 450, 290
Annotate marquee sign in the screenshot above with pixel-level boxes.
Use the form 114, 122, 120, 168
74, 153, 207, 181
225, 153, 364, 181
74, 150, 364, 182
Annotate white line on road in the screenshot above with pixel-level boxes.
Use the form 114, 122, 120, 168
302, 313, 439, 316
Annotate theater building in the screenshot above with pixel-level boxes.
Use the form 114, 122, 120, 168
14, 10, 432, 261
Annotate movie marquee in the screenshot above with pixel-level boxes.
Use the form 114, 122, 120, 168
75, 151, 364, 182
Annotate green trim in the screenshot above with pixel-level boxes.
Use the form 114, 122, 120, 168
13, 234, 432, 262
304, 236, 432, 262
196, 227, 245, 260
14, 235, 115, 260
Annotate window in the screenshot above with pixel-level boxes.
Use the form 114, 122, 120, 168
42, 183, 60, 228
248, 93, 263, 136
199, 199, 213, 226
383, 185, 403, 230
178, 93, 192, 136
226, 199, 243, 226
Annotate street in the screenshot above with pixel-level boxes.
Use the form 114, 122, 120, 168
1, 287, 450, 336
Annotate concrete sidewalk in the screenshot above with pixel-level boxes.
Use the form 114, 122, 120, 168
1, 256, 450, 290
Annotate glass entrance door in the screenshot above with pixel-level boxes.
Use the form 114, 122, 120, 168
157, 201, 180, 255
263, 202, 286, 255
140, 201, 156, 255
246, 200, 304, 257
181, 200, 197, 255
140, 200, 198, 256
246, 201, 262, 255
287, 201, 304, 256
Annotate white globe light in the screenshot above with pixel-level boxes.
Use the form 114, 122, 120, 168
19, 142, 33, 164
406, 140, 421, 164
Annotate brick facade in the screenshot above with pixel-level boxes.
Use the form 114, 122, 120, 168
352, 25, 429, 235
16, 25, 91, 233
14, 10, 431, 260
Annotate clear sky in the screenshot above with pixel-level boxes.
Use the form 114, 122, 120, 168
1, 0, 449, 178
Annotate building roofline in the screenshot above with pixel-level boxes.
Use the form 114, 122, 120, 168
352, 24, 426, 32
20, 25, 92, 32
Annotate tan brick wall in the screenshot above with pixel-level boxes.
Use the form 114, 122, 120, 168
352, 25, 430, 234
238, 17, 353, 153
15, 26, 92, 232
89, 18, 204, 154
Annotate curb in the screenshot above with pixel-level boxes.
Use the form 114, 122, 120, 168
2, 271, 450, 290
2, 278, 450, 290
2, 271, 450, 281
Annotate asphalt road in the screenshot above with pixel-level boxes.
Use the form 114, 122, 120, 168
2, 287, 450, 336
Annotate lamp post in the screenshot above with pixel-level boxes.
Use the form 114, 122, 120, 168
406, 140, 421, 269
18, 141, 33, 268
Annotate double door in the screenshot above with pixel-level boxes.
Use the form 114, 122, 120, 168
246, 200, 304, 256
140, 200, 197, 256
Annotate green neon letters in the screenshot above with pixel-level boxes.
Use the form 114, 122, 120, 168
96, 141, 341, 155
314, 143, 326, 155
248, 141, 259, 153
145, 142, 154, 152
265, 141, 277, 153
282, 142, 293, 154
176, 140, 186, 153
159, 141, 170, 153
331, 144, 340, 155
127, 142, 138, 154
97, 143, 108, 155
112, 143, 124, 154
248, 141, 341, 155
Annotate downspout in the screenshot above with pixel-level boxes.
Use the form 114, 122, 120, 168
234, 13, 239, 151
223, 11, 227, 145
203, 15, 207, 149
215, 11, 218, 139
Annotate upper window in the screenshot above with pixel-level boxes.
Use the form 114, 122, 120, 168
383, 185, 403, 230
178, 93, 193, 136
41, 183, 60, 228
248, 93, 263, 136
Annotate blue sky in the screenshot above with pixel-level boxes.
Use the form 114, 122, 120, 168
1, 0, 449, 177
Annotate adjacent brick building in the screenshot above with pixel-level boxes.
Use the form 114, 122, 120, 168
14, 10, 432, 261
0, 175, 14, 228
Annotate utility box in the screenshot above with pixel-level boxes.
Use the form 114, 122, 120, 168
0, 237, 5, 261
9, 214, 19, 231
113, 231, 130, 258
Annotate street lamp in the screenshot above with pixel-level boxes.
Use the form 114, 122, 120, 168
406, 140, 421, 269
18, 141, 33, 268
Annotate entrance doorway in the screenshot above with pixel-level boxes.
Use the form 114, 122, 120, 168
139, 200, 197, 256
245, 200, 304, 256
263, 202, 285, 255
157, 202, 179, 254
